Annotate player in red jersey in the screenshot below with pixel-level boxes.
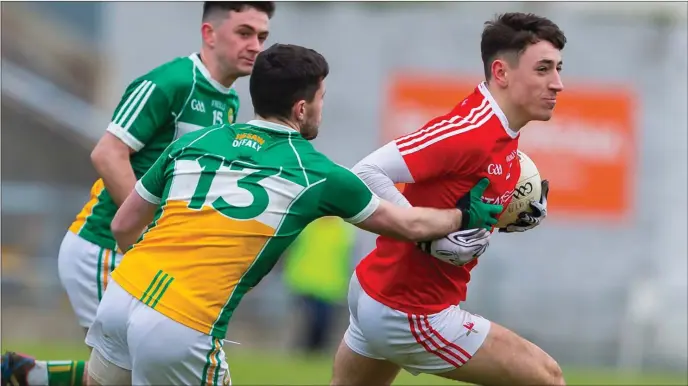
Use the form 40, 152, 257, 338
331, 12, 566, 386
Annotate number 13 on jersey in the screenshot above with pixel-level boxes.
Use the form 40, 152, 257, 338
167, 157, 304, 229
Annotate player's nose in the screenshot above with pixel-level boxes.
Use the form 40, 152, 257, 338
247, 36, 262, 52
549, 72, 564, 92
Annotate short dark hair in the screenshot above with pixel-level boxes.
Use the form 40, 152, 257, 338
481, 12, 566, 80
250, 44, 329, 121
202, 1, 275, 22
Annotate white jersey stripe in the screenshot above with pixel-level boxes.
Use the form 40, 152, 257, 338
397, 102, 491, 150
123, 82, 157, 131
115, 80, 153, 127
398, 103, 492, 151
400, 110, 495, 156
396, 98, 489, 145
112, 80, 149, 125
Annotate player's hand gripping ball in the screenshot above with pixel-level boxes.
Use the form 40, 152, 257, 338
495, 150, 549, 232
418, 228, 492, 266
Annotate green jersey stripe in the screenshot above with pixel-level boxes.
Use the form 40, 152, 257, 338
150, 276, 174, 309
139, 270, 163, 303
143, 272, 169, 306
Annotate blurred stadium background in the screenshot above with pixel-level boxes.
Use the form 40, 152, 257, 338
2, 1, 687, 384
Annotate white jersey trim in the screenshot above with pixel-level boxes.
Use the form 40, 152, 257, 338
135, 180, 161, 205
345, 194, 381, 225
189, 54, 233, 94
477, 82, 519, 139
107, 122, 145, 152
247, 119, 299, 134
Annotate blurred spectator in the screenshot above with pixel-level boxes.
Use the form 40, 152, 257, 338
283, 216, 355, 354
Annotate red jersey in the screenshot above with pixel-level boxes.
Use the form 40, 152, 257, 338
356, 83, 521, 314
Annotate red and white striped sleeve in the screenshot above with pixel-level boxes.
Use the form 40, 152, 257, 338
395, 98, 493, 182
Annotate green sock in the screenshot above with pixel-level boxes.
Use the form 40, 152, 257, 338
46, 361, 86, 386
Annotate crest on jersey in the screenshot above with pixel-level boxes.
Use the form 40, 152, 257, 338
228, 108, 235, 123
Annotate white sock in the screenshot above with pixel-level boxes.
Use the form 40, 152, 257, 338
26, 360, 49, 386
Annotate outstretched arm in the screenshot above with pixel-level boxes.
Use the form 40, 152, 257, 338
355, 200, 463, 242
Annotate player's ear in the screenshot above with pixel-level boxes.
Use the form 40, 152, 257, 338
292, 100, 306, 123
201, 22, 216, 48
491, 59, 509, 88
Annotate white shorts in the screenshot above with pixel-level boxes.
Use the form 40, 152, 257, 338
344, 273, 491, 375
85, 281, 231, 386
58, 231, 123, 328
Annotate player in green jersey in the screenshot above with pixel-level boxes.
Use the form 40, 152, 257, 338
83, 43, 502, 386
1, 3, 275, 386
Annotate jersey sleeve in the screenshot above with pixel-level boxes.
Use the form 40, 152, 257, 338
134, 143, 173, 205
319, 164, 381, 224
352, 141, 413, 207
107, 77, 173, 152
392, 112, 482, 182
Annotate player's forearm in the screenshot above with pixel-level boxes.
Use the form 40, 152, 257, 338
112, 227, 144, 253
398, 207, 463, 241
111, 191, 157, 251
353, 142, 414, 208
111, 210, 145, 252
358, 200, 462, 242
91, 149, 137, 207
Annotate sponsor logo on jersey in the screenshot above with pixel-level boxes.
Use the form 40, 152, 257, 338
191, 99, 206, 113
482, 188, 514, 205
233, 132, 265, 151
506, 149, 518, 163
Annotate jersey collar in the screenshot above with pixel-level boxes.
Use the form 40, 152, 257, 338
189, 54, 233, 95
247, 119, 299, 134
478, 82, 519, 139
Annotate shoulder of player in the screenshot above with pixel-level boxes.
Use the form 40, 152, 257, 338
288, 143, 348, 181
410, 112, 494, 153
168, 124, 228, 154
133, 56, 196, 96
400, 92, 494, 145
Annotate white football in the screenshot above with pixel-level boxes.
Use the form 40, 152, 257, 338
495, 150, 542, 229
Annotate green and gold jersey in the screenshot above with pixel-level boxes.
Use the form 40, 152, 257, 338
112, 120, 379, 338
70, 54, 240, 251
